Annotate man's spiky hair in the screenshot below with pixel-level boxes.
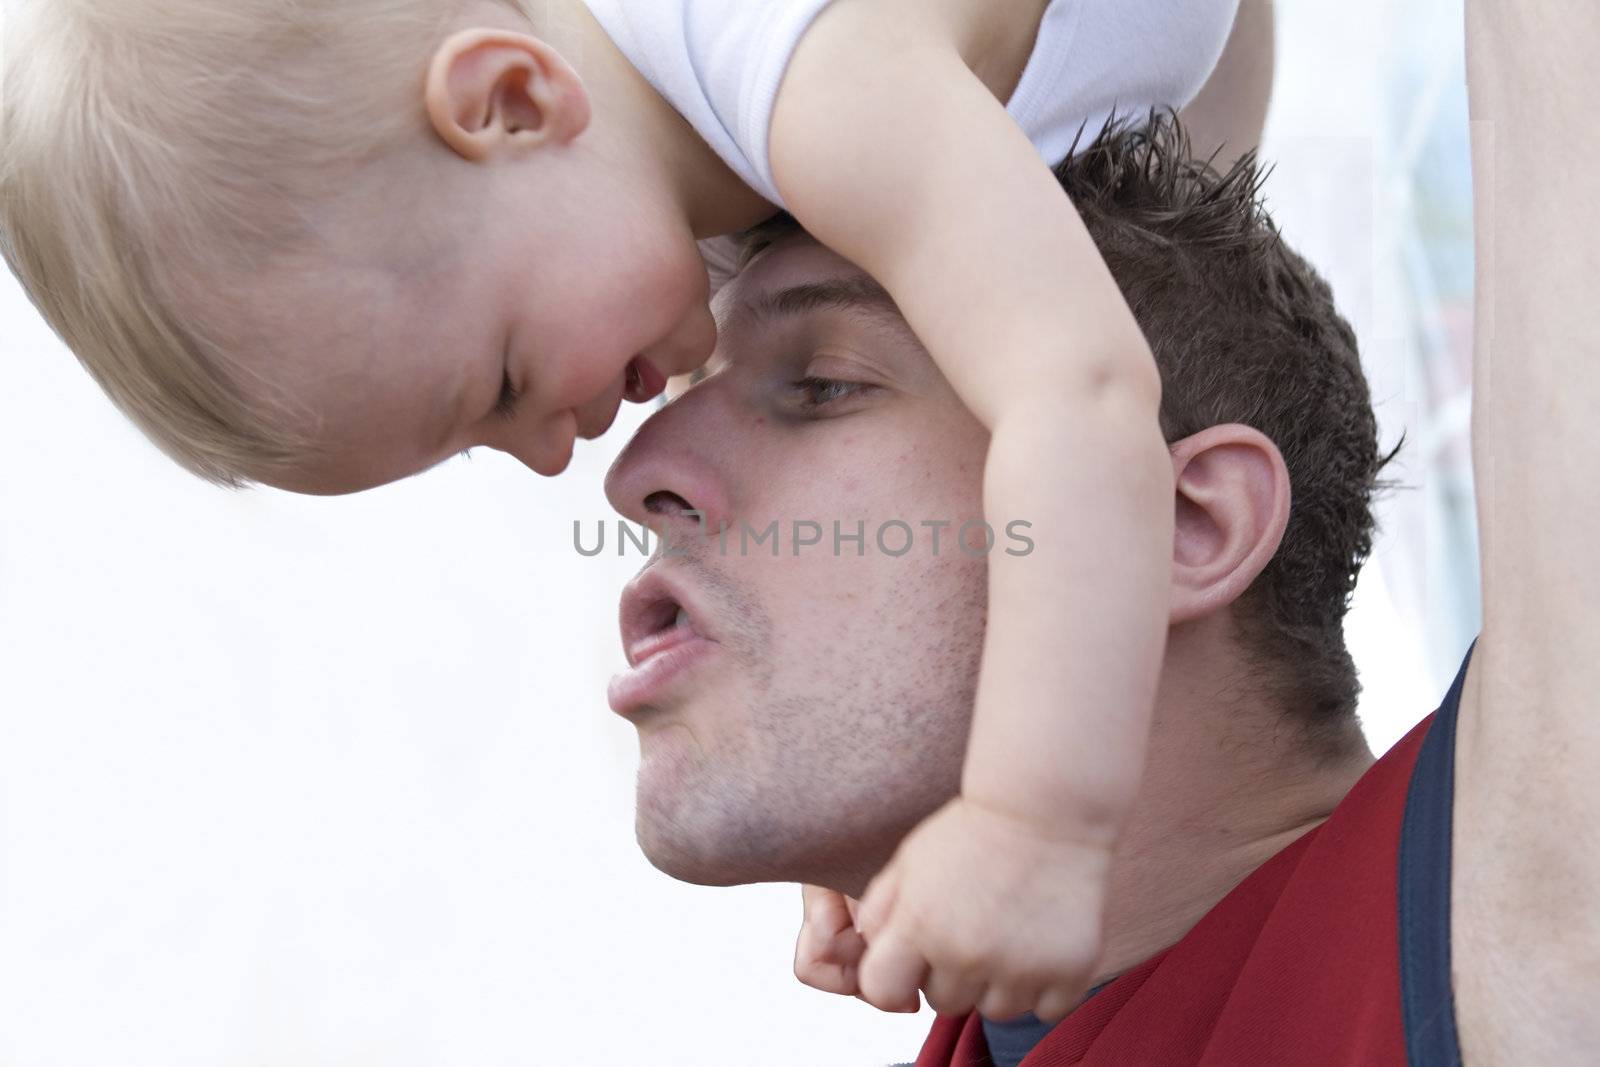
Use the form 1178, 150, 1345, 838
1056, 112, 1278, 249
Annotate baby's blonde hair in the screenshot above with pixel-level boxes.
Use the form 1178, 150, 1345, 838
1, 0, 523, 486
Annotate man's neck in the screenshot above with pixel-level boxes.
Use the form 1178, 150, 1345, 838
539, 0, 776, 238
1090, 633, 1376, 986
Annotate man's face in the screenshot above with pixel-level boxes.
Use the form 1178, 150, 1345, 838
603, 236, 992, 895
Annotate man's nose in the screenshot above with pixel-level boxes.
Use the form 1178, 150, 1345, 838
604, 392, 733, 540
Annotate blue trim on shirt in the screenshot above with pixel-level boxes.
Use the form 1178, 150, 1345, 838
980, 1012, 1055, 1067
1397, 639, 1475, 1066
979, 981, 1114, 1067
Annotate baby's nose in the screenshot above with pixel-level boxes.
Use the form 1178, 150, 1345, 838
654, 304, 719, 380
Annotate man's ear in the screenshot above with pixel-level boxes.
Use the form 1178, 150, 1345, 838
1168, 424, 1291, 626
425, 28, 591, 161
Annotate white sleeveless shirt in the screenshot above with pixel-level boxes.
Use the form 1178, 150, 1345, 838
582, 0, 1242, 208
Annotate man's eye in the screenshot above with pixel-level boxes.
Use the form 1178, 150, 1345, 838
792, 376, 867, 410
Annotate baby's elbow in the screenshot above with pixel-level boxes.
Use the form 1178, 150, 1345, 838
1053, 334, 1164, 421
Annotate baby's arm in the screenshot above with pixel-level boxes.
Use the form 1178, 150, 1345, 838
770, 1, 1174, 1021
1179, 0, 1275, 172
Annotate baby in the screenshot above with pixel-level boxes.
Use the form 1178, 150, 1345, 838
1, 0, 1253, 1022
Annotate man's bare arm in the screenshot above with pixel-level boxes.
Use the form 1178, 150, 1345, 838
1453, 5, 1600, 1061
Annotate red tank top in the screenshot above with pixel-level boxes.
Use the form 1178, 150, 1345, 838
915, 645, 1472, 1067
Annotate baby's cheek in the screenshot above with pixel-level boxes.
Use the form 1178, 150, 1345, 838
556, 340, 630, 404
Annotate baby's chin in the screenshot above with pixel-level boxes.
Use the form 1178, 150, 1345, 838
575, 383, 625, 442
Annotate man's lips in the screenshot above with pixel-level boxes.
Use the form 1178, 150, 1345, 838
610, 567, 718, 716
607, 631, 716, 718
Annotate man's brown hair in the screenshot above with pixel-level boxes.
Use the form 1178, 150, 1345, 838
747, 112, 1401, 752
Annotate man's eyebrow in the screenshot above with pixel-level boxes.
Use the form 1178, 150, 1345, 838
742, 277, 903, 324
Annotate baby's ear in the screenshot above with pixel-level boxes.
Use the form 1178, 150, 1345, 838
425, 28, 591, 161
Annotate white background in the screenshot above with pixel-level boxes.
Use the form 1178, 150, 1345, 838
1, 2, 1473, 1064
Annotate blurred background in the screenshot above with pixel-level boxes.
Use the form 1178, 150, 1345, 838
0, 1, 1478, 1064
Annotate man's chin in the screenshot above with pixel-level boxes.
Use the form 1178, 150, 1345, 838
634, 823, 765, 887
633, 804, 794, 888
639, 847, 748, 889
634, 812, 886, 895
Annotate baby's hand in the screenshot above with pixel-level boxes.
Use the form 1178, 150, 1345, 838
854, 797, 1112, 1022
794, 884, 867, 997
